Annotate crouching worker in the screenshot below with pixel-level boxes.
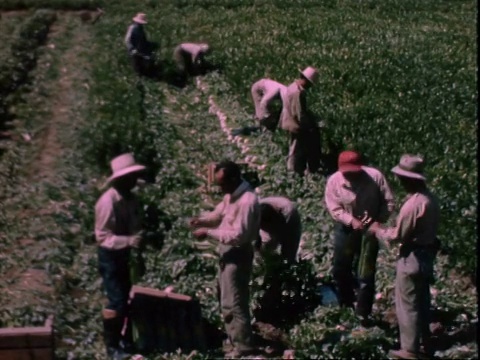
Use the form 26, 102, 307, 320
95, 153, 146, 360
257, 196, 302, 264
125, 13, 157, 77
173, 42, 211, 78
189, 160, 260, 358
251, 79, 286, 132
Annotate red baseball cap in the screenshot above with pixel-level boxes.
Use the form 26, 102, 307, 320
338, 150, 363, 173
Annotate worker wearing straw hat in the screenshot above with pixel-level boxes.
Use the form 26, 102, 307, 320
173, 42, 211, 78
125, 13, 156, 77
368, 154, 440, 359
95, 153, 146, 359
280, 66, 322, 175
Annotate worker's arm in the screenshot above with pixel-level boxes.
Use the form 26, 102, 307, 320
196, 201, 224, 228
95, 198, 140, 249
207, 199, 258, 246
324, 177, 355, 226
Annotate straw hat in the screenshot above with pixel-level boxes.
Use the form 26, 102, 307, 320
338, 150, 363, 173
391, 154, 426, 180
107, 153, 145, 184
133, 13, 147, 24
299, 66, 319, 85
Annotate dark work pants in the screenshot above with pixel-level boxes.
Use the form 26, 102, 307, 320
130, 54, 155, 77
98, 247, 132, 317
332, 223, 379, 318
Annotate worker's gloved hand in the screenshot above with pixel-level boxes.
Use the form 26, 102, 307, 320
131, 49, 138, 56
129, 234, 142, 248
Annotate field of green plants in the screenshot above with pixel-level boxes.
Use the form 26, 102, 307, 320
0, 0, 477, 359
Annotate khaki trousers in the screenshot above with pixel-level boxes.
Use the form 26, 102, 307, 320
395, 251, 433, 353
218, 250, 254, 352
287, 127, 321, 175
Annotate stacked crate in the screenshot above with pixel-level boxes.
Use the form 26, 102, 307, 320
129, 286, 207, 354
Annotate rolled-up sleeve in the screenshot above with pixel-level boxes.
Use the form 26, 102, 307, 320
125, 25, 135, 53
325, 178, 354, 226
207, 200, 257, 246
95, 199, 133, 249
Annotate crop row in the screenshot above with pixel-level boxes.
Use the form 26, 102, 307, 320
0, 9, 56, 128
0, 0, 100, 11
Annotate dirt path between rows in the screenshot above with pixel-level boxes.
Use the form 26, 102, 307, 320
31, 19, 87, 181
2, 15, 92, 311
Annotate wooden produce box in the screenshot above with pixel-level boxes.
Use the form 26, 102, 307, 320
0, 316, 54, 360
129, 286, 207, 354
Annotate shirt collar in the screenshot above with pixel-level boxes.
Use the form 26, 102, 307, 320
230, 180, 250, 201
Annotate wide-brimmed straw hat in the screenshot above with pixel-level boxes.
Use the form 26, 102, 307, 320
338, 150, 363, 173
133, 13, 147, 24
299, 66, 319, 85
391, 154, 426, 180
107, 153, 145, 184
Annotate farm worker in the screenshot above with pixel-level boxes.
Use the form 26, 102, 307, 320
280, 66, 321, 175
325, 150, 394, 326
190, 160, 260, 358
125, 13, 155, 77
95, 153, 146, 360
256, 196, 302, 264
173, 42, 211, 77
251, 78, 287, 131
367, 154, 440, 359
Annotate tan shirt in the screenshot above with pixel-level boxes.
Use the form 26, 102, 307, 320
259, 196, 300, 243
279, 80, 310, 133
325, 166, 394, 226
251, 79, 287, 120
198, 181, 260, 252
375, 190, 440, 246
95, 187, 141, 250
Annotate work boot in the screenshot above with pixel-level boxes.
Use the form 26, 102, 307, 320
102, 310, 132, 360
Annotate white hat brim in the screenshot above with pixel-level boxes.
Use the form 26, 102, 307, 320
391, 166, 426, 180
298, 68, 315, 84
107, 165, 146, 183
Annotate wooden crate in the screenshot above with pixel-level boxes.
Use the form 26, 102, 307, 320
0, 316, 54, 360
129, 286, 207, 354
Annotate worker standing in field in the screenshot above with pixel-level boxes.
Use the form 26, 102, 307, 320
173, 42, 211, 78
189, 160, 260, 358
95, 153, 146, 360
125, 13, 156, 77
280, 66, 321, 175
324, 150, 394, 326
251, 78, 287, 131
367, 154, 440, 359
